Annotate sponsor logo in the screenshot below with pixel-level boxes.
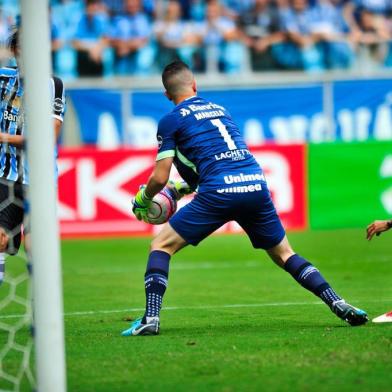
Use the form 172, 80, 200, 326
53, 97, 65, 113
188, 103, 225, 112
180, 108, 191, 117
224, 173, 266, 184
3, 110, 20, 122
215, 149, 251, 161
216, 183, 262, 194
157, 135, 163, 150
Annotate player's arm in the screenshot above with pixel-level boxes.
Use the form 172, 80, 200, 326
0, 132, 24, 146
132, 114, 192, 222
366, 219, 392, 240
132, 157, 173, 222
144, 157, 173, 199
53, 118, 62, 141
0, 118, 62, 147
132, 112, 177, 222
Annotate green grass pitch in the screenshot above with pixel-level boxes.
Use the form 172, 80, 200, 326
1, 228, 392, 391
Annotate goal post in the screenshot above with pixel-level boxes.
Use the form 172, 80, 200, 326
20, 1, 66, 391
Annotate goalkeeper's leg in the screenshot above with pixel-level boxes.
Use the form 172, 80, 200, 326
267, 236, 368, 326
122, 192, 229, 336
122, 223, 187, 336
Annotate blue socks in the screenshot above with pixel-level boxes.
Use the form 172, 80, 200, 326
142, 252, 341, 322
284, 254, 341, 307
143, 250, 171, 322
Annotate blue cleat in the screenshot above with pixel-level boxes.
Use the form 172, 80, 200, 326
332, 300, 368, 326
121, 316, 160, 336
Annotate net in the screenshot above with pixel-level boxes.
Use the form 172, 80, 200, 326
0, 182, 34, 392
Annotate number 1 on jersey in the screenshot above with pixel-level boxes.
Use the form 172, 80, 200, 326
211, 119, 237, 150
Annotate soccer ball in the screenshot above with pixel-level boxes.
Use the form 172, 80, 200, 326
147, 188, 177, 225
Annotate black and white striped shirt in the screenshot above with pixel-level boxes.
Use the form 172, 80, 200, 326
0, 66, 65, 185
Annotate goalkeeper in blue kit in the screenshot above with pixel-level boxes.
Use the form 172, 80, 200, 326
123, 60, 368, 336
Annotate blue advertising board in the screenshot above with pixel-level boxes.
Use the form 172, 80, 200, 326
68, 89, 123, 145
67, 79, 392, 147
333, 79, 392, 142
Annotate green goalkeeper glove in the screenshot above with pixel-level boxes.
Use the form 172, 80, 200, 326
167, 180, 194, 200
132, 185, 152, 222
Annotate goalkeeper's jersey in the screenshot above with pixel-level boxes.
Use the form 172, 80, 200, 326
156, 95, 264, 193
0, 66, 65, 185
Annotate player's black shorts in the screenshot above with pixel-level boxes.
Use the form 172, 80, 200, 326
0, 179, 27, 255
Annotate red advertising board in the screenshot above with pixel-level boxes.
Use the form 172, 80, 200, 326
58, 145, 307, 237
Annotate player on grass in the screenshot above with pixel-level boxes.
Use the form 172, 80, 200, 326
122, 60, 368, 336
0, 29, 65, 285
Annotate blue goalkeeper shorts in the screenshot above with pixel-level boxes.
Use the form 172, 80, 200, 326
169, 183, 285, 250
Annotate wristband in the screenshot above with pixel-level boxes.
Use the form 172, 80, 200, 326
387, 220, 392, 229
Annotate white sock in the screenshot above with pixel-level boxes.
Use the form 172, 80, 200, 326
0, 252, 5, 285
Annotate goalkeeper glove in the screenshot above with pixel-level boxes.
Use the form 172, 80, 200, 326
167, 180, 193, 200
132, 185, 152, 222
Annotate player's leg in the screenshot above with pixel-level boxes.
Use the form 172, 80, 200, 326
122, 193, 228, 336
0, 227, 7, 285
266, 235, 368, 326
267, 235, 345, 306
236, 186, 368, 326
0, 181, 24, 285
122, 223, 187, 336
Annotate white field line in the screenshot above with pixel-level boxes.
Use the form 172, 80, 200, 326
87, 261, 263, 274
171, 260, 261, 270
0, 299, 391, 320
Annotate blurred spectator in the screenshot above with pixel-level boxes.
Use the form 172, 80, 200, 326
197, 0, 248, 73
44, 0, 392, 76
102, 0, 125, 15
0, 10, 13, 66
154, 0, 205, 21
142, 0, 156, 17
110, 0, 155, 75
349, 0, 391, 17
344, 0, 391, 68
51, 0, 85, 79
240, 0, 285, 70
272, 0, 324, 71
51, 16, 63, 66
154, 0, 200, 69
310, 0, 355, 69
72, 0, 111, 77
189, 0, 206, 21
51, 0, 84, 41
355, 8, 390, 68
1, 0, 19, 21
221, 0, 255, 20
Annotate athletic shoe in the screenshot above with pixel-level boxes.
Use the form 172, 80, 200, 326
121, 316, 160, 336
331, 300, 368, 326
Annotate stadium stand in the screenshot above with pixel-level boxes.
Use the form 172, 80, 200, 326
2, 0, 392, 77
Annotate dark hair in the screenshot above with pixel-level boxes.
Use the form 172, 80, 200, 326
8, 30, 19, 52
162, 60, 191, 93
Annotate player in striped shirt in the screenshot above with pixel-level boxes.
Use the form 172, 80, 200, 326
0, 30, 65, 285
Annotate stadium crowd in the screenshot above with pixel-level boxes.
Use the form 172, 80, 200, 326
1, 0, 392, 78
